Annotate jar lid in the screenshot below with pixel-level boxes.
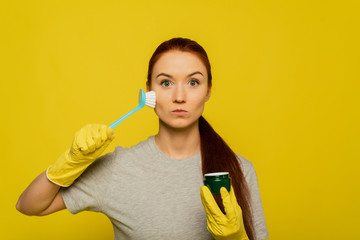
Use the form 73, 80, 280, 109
204, 172, 229, 177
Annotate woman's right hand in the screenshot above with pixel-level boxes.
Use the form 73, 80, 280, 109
47, 124, 115, 187
16, 124, 115, 216
69, 124, 115, 160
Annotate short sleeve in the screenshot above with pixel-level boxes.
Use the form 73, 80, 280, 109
237, 155, 269, 240
60, 151, 115, 214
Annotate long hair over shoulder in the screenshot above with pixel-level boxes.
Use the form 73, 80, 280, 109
146, 37, 255, 240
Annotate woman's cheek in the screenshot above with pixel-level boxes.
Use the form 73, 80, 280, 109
154, 98, 166, 116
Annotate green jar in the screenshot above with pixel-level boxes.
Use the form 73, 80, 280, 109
203, 172, 231, 194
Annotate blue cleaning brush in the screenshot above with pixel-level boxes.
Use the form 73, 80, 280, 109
109, 89, 156, 129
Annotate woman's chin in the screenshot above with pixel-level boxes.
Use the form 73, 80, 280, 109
159, 118, 199, 130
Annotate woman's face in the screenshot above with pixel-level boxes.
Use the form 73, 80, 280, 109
148, 50, 211, 130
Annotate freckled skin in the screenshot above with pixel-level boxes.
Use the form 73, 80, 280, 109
148, 51, 211, 130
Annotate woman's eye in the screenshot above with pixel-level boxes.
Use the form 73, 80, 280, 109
161, 80, 171, 87
189, 79, 199, 86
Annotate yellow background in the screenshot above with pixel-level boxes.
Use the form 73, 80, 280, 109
1, 0, 359, 239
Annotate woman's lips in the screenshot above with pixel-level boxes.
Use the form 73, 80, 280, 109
172, 109, 188, 116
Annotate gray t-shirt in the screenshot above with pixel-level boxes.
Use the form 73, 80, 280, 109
61, 136, 268, 240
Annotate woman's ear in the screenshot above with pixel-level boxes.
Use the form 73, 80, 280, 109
146, 82, 151, 92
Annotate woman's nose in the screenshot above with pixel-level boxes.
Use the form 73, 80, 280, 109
173, 85, 186, 103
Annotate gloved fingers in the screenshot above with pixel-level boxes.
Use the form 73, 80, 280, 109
97, 125, 115, 150
97, 137, 112, 154
72, 124, 114, 155
229, 186, 242, 213
221, 187, 236, 220
101, 125, 109, 142
92, 125, 105, 149
76, 124, 97, 154
85, 127, 97, 153
200, 186, 224, 220
90, 125, 115, 154
106, 126, 115, 141
200, 187, 220, 232
229, 185, 236, 199
74, 127, 89, 154
95, 124, 115, 148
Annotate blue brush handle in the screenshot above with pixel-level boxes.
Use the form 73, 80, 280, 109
109, 104, 144, 129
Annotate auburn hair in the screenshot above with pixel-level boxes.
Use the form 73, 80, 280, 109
147, 37, 255, 240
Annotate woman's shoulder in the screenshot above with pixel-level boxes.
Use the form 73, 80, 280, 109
90, 136, 154, 171
113, 135, 155, 155
235, 153, 255, 176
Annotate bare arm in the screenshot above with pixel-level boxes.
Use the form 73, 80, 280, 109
16, 171, 66, 216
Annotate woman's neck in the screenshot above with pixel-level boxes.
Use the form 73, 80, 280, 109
155, 120, 200, 159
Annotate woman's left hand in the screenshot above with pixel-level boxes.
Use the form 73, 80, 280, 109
200, 186, 249, 240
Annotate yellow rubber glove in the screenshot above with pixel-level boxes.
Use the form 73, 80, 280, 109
200, 185, 249, 240
46, 124, 115, 187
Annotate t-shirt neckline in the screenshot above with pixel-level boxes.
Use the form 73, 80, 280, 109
147, 135, 201, 162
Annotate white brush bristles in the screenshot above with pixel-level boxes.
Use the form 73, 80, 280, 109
145, 91, 156, 108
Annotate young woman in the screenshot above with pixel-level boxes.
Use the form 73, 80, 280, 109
16, 38, 268, 240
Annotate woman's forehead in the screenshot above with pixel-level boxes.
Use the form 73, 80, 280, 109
152, 51, 207, 75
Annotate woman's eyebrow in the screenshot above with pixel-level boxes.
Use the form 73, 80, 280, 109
156, 73, 172, 79
188, 71, 203, 77
155, 71, 203, 79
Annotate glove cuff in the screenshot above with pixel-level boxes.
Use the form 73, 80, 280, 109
46, 166, 71, 187
46, 149, 95, 187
